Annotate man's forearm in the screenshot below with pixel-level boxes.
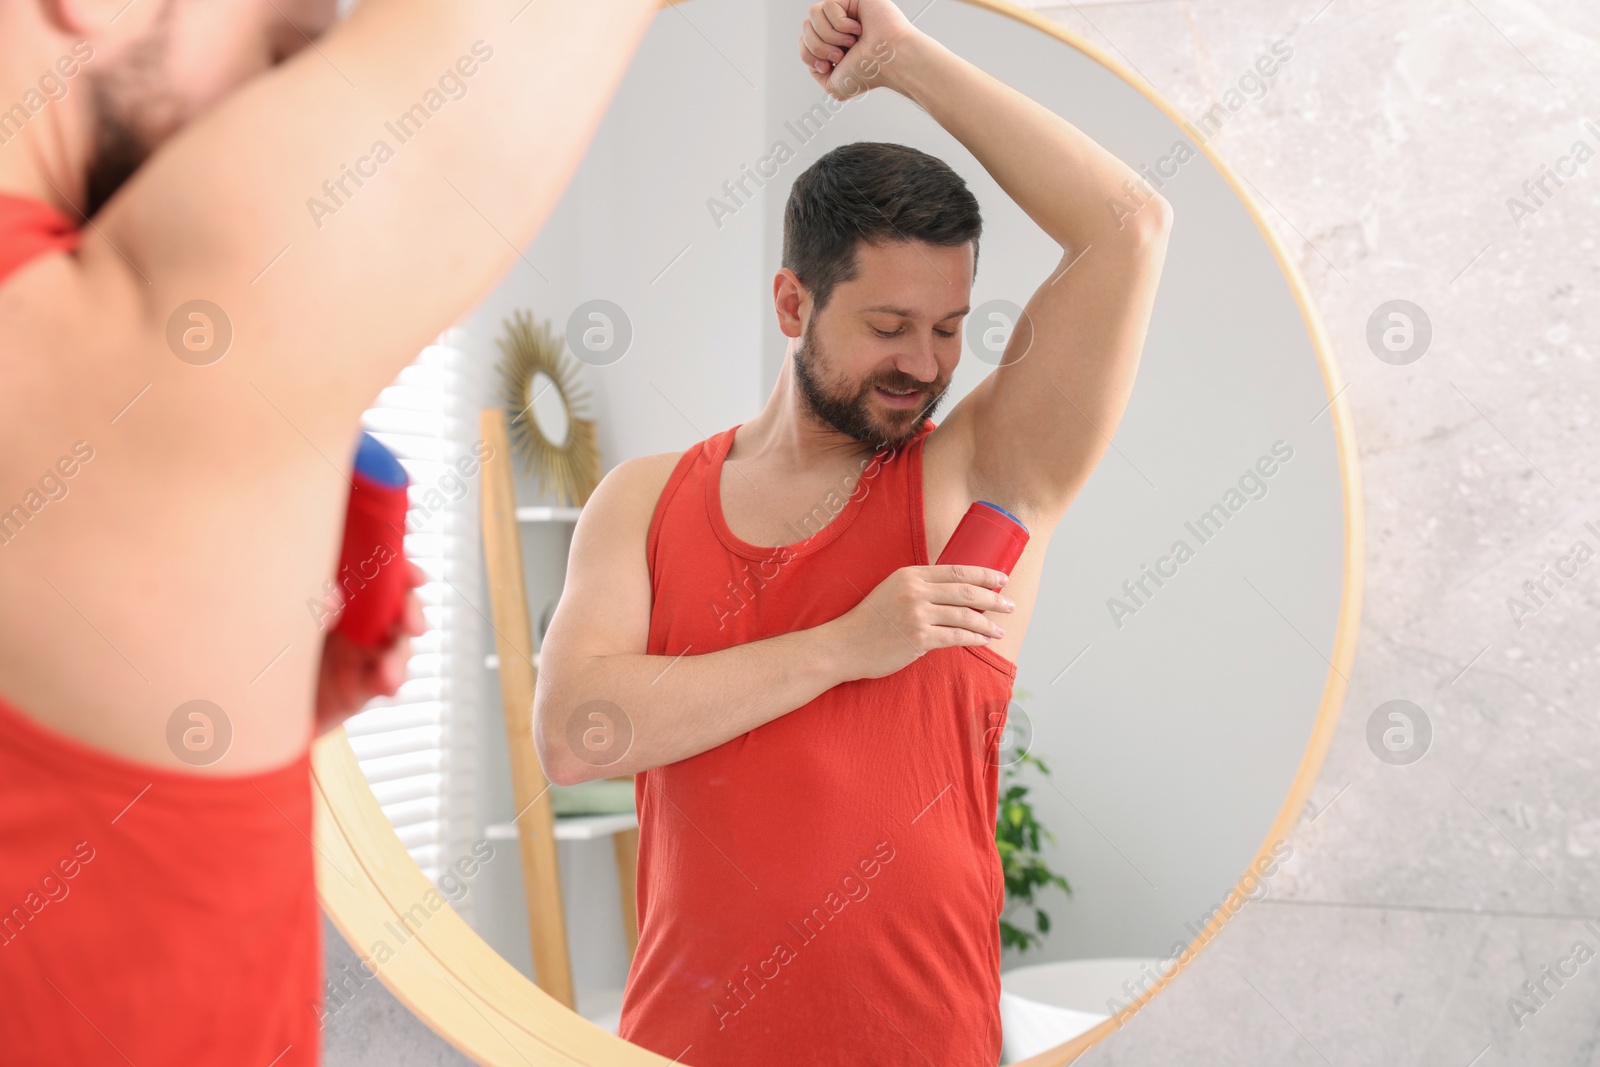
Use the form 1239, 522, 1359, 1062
535, 622, 850, 785
882, 30, 1166, 249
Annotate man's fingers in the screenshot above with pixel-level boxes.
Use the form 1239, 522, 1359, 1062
798, 35, 826, 78
400, 590, 426, 636
928, 564, 1009, 589
360, 641, 407, 698
932, 604, 1005, 639
821, 1, 863, 35
913, 567, 1013, 618
376, 638, 411, 694
813, 2, 861, 45
967, 563, 1006, 586
801, 22, 841, 66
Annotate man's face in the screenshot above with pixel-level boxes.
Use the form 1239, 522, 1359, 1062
793, 237, 973, 451
81, 0, 338, 216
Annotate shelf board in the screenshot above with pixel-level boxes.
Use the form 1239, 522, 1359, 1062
483, 811, 638, 842
516, 505, 582, 523
484, 652, 539, 671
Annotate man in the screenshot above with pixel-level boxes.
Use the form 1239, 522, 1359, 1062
531, 2, 1173, 1065
0, 0, 659, 1063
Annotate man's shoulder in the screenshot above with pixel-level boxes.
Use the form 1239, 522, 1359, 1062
608, 448, 692, 496
582, 448, 693, 536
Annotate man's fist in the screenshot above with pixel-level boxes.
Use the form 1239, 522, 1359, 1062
315, 559, 428, 736
799, 0, 911, 100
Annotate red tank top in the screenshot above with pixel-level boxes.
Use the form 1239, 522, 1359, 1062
0, 192, 320, 1066
619, 419, 1017, 1067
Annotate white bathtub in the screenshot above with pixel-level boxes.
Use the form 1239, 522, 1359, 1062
999, 957, 1159, 1064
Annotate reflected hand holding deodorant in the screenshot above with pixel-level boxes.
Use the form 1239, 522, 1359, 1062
333, 433, 411, 647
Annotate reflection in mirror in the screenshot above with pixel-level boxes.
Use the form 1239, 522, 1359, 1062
529, 371, 571, 449
342, 1, 1351, 1064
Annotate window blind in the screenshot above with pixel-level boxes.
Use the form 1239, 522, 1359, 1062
345, 330, 483, 902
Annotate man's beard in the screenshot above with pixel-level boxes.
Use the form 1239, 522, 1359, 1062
82, 5, 174, 220
792, 324, 950, 451
83, 84, 151, 219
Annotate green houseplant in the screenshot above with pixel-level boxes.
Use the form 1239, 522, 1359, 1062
995, 688, 1072, 953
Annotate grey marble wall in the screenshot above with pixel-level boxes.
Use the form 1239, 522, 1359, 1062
318, 913, 474, 1066
320, 0, 1600, 1063
1052, 1, 1600, 1065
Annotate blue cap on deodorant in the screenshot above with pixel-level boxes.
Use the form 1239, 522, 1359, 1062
977, 500, 1027, 534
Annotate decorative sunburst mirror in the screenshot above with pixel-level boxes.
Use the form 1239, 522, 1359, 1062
495, 309, 601, 507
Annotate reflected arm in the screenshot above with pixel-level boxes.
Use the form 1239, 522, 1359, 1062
883, 29, 1174, 526
531, 457, 854, 786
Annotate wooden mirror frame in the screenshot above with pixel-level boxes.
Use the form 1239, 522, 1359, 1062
313, 1, 1363, 1062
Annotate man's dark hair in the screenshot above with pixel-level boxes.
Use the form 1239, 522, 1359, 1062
782, 142, 982, 316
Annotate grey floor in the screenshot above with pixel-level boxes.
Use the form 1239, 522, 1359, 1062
320, 1, 1600, 1063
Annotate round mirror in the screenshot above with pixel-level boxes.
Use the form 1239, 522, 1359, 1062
316, 1, 1359, 1064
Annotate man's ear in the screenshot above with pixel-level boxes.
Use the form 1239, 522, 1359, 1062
773, 269, 809, 339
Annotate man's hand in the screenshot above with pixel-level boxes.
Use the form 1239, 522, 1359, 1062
799, 0, 914, 100
822, 565, 1014, 681
315, 560, 428, 737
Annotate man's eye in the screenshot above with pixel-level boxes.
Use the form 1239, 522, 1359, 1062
872, 326, 959, 338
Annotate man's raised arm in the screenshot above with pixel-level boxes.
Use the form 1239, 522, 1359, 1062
87, 0, 661, 445
806, 1, 1174, 528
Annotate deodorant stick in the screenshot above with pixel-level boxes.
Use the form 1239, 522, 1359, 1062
936, 500, 1030, 576
333, 432, 411, 647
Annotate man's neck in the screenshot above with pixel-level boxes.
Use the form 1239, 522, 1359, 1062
0, 15, 95, 218
0, 165, 87, 221
741, 374, 908, 476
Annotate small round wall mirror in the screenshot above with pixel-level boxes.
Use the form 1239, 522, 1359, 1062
496, 309, 601, 507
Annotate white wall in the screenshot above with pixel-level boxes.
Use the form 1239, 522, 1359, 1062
451, 0, 775, 1012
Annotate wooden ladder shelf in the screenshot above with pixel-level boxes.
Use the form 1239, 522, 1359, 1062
478, 406, 638, 1011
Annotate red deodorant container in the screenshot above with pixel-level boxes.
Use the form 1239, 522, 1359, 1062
333, 433, 411, 647
936, 500, 1030, 576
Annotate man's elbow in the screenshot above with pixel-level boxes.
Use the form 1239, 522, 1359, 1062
1132, 195, 1174, 244
543, 758, 590, 788
533, 702, 591, 787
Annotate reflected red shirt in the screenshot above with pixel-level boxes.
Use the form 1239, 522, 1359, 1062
619, 418, 1017, 1066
